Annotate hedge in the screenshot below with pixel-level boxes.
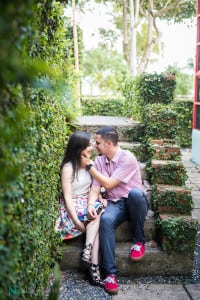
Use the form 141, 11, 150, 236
0, 1, 78, 299
81, 96, 124, 116
122, 72, 176, 121
173, 100, 193, 147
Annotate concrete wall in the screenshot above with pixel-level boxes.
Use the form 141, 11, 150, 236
192, 129, 200, 165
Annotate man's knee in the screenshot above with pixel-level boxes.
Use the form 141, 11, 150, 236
128, 188, 148, 208
128, 188, 144, 201
100, 212, 115, 229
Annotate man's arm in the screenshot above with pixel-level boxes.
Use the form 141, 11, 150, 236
88, 165, 120, 190
82, 155, 120, 190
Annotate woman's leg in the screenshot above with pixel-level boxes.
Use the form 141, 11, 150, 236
81, 213, 102, 265
91, 232, 99, 265
85, 213, 101, 246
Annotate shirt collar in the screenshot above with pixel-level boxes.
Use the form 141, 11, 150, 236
105, 147, 122, 164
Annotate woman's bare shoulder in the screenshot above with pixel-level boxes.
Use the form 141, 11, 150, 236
62, 162, 73, 175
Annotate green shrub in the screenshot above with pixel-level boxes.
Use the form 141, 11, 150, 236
173, 100, 193, 147
149, 160, 187, 186
137, 72, 176, 105
0, 1, 78, 299
0, 87, 75, 300
152, 185, 193, 215
122, 76, 141, 119
157, 216, 198, 253
144, 103, 177, 140
81, 96, 124, 116
122, 73, 176, 121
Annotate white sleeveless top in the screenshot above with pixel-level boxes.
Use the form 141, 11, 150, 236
66, 162, 92, 196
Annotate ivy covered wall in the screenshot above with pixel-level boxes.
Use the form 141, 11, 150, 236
0, 1, 78, 298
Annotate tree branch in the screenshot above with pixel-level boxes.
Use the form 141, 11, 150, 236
155, 0, 194, 18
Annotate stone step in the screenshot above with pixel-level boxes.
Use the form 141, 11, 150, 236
149, 139, 181, 160
157, 214, 198, 253
150, 159, 187, 186
115, 210, 156, 242
59, 241, 194, 276
60, 210, 156, 246
119, 141, 144, 161
75, 116, 143, 142
60, 116, 197, 278
152, 184, 193, 214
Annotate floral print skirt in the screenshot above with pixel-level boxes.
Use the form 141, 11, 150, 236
55, 192, 89, 240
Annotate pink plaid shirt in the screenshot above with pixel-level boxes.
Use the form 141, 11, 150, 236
92, 148, 144, 202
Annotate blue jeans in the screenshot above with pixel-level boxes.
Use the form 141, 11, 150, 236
99, 188, 149, 276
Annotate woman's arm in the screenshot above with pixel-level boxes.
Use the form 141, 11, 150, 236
87, 185, 101, 220
61, 165, 86, 233
82, 155, 120, 190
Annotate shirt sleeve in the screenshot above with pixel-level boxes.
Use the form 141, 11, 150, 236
111, 152, 139, 184
92, 151, 140, 186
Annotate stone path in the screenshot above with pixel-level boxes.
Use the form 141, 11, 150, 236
181, 148, 200, 222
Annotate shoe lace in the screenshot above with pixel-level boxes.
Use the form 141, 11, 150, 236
131, 244, 142, 252
104, 276, 116, 284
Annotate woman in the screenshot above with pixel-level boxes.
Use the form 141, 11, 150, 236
55, 131, 104, 287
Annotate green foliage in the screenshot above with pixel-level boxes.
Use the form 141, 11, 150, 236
175, 73, 193, 97
149, 161, 187, 186
122, 73, 176, 121
152, 186, 193, 215
157, 216, 198, 253
0, 1, 77, 299
144, 103, 177, 140
137, 73, 176, 105
81, 96, 124, 116
122, 76, 142, 119
0, 89, 73, 300
173, 100, 193, 147
153, 0, 196, 23
47, 263, 60, 300
83, 48, 129, 95
147, 139, 181, 161
166, 64, 194, 97
123, 126, 145, 144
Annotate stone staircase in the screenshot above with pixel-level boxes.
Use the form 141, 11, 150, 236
59, 116, 197, 277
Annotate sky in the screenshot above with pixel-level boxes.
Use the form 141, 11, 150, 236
75, 1, 196, 74
150, 20, 196, 73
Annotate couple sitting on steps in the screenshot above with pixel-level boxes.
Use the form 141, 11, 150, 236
55, 126, 149, 294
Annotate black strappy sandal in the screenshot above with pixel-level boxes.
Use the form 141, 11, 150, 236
88, 263, 104, 287
81, 243, 93, 268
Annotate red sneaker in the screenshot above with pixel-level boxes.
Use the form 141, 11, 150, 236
103, 274, 119, 294
130, 242, 145, 261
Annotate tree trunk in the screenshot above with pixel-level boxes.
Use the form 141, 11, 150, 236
128, 0, 140, 76
123, 0, 129, 64
137, 0, 161, 74
72, 0, 81, 110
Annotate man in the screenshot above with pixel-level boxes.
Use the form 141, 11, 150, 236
82, 126, 149, 294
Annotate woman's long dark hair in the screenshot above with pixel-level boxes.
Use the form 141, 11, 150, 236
60, 131, 91, 180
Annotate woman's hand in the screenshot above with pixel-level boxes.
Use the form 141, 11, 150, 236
87, 204, 97, 220
75, 220, 86, 233
81, 154, 92, 168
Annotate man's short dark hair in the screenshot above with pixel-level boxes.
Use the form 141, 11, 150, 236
96, 126, 118, 145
